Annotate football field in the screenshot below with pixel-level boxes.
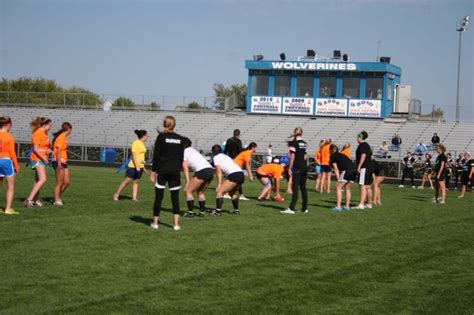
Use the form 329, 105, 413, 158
0, 166, 473, 313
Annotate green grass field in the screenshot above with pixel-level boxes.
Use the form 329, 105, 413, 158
0, 166, 473, 314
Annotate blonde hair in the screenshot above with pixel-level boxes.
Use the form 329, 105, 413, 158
293, 127, 303, 138
437, 144, 446, 153
342, 143, 350, 150
0, 116, 12, 128
163, 116, 176, 132
31, 116, 51, 132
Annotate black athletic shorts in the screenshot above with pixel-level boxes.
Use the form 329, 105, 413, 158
338, 170, 356, 183
436, 171, 447, 181
321, 165, 332, 173
256, 172, 269, 180
374, 165, 386, 177
460, 174, 470, 186
227, 172, 245, 185
358, 168, 374, 185
194, 168, 214, 182
51, 161, 68, 169
125, 167, 143, 180
156, 173, 181, 190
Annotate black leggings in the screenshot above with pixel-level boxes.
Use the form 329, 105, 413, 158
289, 170, 308, 211
153, 188, 180, 217
401, 168, 414, 186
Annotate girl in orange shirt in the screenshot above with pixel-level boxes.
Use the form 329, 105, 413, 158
313, 140, 324, 192
341, 143, 352, 159
0, 116, 20, 215
233, 142, 257, 200
24, 117, 52, 208
320, 139, 332, 194
52, 122, 72, 206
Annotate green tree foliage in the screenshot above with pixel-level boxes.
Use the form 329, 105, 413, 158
0, 77, 102, 106
187, 101, 201, 109
113, 97, 135, 108
212, 83, 247, 110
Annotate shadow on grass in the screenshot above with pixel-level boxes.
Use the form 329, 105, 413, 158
259, 204, 286, 211
129, 215, 173, 229
403, 196, 431, 202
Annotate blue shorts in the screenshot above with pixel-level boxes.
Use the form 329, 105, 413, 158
0, 158, 15, 177
125, 167, 143, 180
315, 165, 321, 174
30, 161, 46, 169
51, 161, 68, 169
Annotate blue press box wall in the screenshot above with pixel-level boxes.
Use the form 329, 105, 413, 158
245, 60, 402, 119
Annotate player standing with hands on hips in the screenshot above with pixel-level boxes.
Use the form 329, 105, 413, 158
281, 127, 308, 214
150, 116, 185, 231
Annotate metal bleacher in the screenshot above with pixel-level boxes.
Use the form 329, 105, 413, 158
1, 106, 473, 158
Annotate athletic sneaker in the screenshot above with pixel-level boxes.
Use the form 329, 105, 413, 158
353, 204, 366, 210
398, 185, 404, 188
365, 204, 373, 209
458, 195, 464, 199
23, 200, 35, 208
280, 208, 295, 214
184, 211, 194, 218
113, 194, 119, 201
35, 200, 43, 208
239, 195, 250, 201
257, 197, 266, 202
3, 209, 19, 215
223, 193, 231, 199
301, 209, 308, 214
412, 186, 416, 189
439, 201, 446, 204
52, 200, 64, 206
343, 206, 351, 211
331, 207, 342, 211
210, 210, 222, 216
198, 211, 205, 217
150, 223, 159, 230
417, 186, 424, 189
232, 209, 241, 215
173, 225, 181, 231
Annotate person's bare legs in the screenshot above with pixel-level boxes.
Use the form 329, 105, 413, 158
27, 165, 46, 202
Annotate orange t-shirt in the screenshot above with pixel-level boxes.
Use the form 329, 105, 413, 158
234, 150, 252, 168
53, 133, 68, 163
321, 144, 330, 166
257, 163, 284, 180
0, 130, 19, 171
31, 128, 50, 162
341, 148, 352, 159
314, 149, 322, 165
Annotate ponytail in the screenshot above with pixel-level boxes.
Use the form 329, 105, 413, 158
163, 116, 176, 132
290, 127, 303, 140
134, 129, 147, 139
52, 122, 72, 146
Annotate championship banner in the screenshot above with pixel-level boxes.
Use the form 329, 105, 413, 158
348, 99, 381, 118
282, 97, 314, 115
250, 96, 282, 114
315, 98, 348, 116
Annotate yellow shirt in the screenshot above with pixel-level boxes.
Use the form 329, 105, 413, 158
128, 140, 147, 168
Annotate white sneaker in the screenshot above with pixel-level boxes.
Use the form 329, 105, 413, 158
398, 185, 404, 188
35, 200, 43, 207
150, 223, 159, 230
280, 208, 295, 214
223, 193, 231, 199
53, 200, 64, 206
353, 204, 366, 210
365, 204, 373, 209
301, 209, 308, 214
412, 186, 416, 189
417, 186, 424, 189
173, 225, 181, 231
239, 195, 250, 201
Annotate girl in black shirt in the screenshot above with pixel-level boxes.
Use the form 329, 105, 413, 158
354, 131, 374, 210
433, 145, 447, 204
281, 127, 308, 214
399, 152, 416, 188
419, 153, 434, 189
150, 116, 185, 231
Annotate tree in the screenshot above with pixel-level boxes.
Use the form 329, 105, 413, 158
212, 83, 247, 110
187, 101, 201, 109
113, 97, 135, 108
150, 101, 160, 109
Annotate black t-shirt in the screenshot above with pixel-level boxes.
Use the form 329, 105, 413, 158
356, 142, 374, 170
462, 159, 474, 174
457, 158, 466, 171
403, 156, 415, 168
330, 152, 355, 172
224, 137, 243, 159
434, 153, 447, 173
289, 139, 307, 172
152, 132, 185, 174
431, 136, 440, 144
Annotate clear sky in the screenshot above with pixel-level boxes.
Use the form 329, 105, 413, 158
0, 0, 472, 120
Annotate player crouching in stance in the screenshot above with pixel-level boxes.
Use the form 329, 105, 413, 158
0, 116, 20, 215
211, 144, 245, 216
182, 138, 214, 217
329, 144, 355, 211
256, 156, 289, 202
150, 116, 185, 231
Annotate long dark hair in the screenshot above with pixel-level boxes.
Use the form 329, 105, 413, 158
52, 122, 72, 146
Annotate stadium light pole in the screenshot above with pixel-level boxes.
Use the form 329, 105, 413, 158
455, 15, 469, 123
